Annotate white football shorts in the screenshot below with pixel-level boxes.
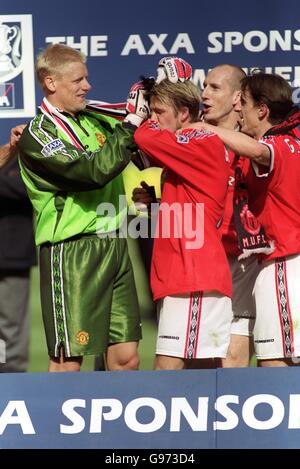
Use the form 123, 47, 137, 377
253, 253, 300, 359
156, 292, 232, 359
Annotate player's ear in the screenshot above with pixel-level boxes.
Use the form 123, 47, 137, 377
180, 106, 190, 124
258, 102, 269, 120
44, 75, 56, 93
233, 90, 242, 111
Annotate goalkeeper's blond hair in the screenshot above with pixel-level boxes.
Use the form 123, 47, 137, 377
36, 44, 86, 88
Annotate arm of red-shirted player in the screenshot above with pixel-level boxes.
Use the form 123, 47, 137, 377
188, 121, 271, 166
134, 120, 227, 183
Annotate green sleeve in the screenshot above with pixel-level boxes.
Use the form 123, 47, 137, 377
19, 116, 137, 192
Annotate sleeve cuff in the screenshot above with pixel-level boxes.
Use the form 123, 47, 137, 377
251, 141, 274, 177
124, 114, 144, 127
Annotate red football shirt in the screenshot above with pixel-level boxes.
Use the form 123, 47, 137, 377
134, 121, 232, 300
243, 129, 300, 260
219, 150, 240, 257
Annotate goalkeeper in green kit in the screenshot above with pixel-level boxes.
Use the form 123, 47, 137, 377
18, 43, 189, 372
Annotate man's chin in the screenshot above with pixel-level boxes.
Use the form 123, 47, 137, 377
75, 103, 87, 112
240, 126, 253, 137
204, 116, 217, 125
78, 99, 87, 109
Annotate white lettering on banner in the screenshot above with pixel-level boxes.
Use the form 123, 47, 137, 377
208, 29, 300, 53
58, 393, 300, 434
0, 401, 35, 434
90, 36, 108, 56
90, 399, 123, 433
60, 399, 86, 434
125, 398, 166, 432
242, 395, 285, 430
170, 397, 209, 431
2, 393, 300, 435
214, 395, 239, 430
288, 395, 300, 428
120, 33, 195, 55
45, 36, 108, 56
45, 33, 194, 56
60, 397, 209, 434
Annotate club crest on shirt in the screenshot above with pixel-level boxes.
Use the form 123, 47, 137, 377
148, 121, 159, 130
96, 132, 106, 147
176, 133, 190, 144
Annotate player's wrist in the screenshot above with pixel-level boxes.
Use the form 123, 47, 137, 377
124, 113, 145, 127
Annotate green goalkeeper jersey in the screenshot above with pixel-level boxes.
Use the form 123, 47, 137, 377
18, 106, 136, 245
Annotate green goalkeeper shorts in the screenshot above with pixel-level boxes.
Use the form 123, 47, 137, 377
39, 235, 141, 358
